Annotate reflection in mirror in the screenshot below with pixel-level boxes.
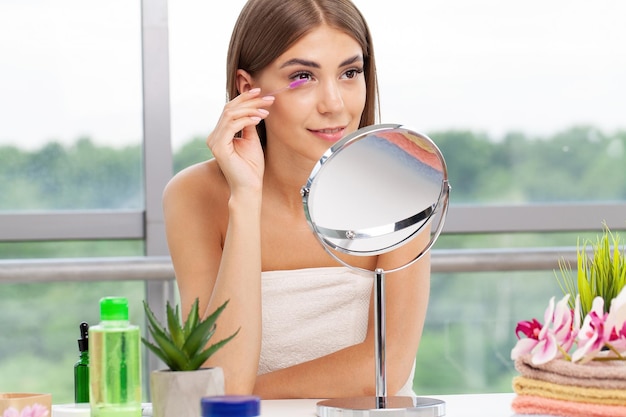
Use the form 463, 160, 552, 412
302, 124, 449, 260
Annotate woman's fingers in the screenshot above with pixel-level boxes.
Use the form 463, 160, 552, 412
203, 89, 276, 190
207, 91, 274, 152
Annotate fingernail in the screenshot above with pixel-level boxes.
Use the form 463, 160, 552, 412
250, 116, 262, 123
258, 109, 269, 115
262, 95, 275, 101
249, 88, 261, 94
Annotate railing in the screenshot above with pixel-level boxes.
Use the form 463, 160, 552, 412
0, 246, 585, 378
0, 247, 579, 284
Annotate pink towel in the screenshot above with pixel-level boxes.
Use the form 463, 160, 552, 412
512, 394, 626, 417
515, 354, 626, 390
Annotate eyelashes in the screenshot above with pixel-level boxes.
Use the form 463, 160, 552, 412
289, 71, 314, 81
343, 68, 364, 79
288, 67, 364, 82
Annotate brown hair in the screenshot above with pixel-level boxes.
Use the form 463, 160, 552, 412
226, 0, 379, 146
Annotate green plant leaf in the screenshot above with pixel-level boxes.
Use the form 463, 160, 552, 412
141, 337, 177, 370
187, 326, 218, 360
556, 258, 577, 311
182, 300, 230, 358
143, 300, 166, 333
577, 242, 594, 316
187, 328, 240, 371
146, 324, 189, 371
142, 300, 171, 346
183, 298, 199, 339
166, 301, 184, 349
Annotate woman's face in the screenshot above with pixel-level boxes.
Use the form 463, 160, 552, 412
254, 24, 366, 164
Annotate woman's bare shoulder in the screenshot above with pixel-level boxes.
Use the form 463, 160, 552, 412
163, 159, 228, 210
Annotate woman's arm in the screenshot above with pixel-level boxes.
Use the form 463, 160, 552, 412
163, 163, 264, 394
164, 88, 274, 394
253, 228, 431, 399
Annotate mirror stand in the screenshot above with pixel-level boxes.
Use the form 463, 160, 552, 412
316, 270, 445, 417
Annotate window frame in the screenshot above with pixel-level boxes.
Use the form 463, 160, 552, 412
1, 0, 625, 376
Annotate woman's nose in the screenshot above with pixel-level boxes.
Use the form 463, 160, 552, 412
316, 80, 344, 115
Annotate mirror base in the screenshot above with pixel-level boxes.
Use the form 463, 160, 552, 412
317, 396, 446, 417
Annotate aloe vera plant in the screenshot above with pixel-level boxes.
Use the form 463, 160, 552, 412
142, 298, 239, 371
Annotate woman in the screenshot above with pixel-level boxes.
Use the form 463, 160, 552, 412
163, 0, 431, 399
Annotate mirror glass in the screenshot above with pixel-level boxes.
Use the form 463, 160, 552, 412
302, 124, 449, 259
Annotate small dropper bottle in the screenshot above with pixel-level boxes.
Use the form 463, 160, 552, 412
74, 321, 90, 403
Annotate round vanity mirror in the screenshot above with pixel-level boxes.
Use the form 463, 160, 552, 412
301, 124, 451, 417
301, 123, 450, 272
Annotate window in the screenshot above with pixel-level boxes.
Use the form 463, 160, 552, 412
0, 0, 148, 402
1, 0, 625, 400
0, 1, 144, 211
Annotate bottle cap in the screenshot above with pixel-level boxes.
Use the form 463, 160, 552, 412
77, 321, 89, 352
100, 297, 129, 321
201, 395, 260, 417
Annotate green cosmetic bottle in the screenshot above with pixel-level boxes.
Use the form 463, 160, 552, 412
74, 321, 90, 403
89, 297, 142, 417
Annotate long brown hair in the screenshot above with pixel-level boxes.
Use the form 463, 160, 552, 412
226, 0, 379, 146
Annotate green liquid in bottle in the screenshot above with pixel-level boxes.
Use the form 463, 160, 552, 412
75, 350, 90, 403
75, 321, 90, 403
89, 298, 142, 417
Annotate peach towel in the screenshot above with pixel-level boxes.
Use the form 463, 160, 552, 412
512, 394, 626, 417
513, 376, 626, 406
515, 354, 626, 390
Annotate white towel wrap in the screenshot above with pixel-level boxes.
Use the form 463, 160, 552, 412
259, 266, 416, 396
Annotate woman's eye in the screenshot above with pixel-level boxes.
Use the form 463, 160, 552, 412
291, 72, 313, 81
343, 68, 364, 79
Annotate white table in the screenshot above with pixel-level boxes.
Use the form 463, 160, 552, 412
53, 393, 518, 417
261, 393, 516, 417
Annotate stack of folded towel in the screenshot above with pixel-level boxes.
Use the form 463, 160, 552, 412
512, 354, 626, 417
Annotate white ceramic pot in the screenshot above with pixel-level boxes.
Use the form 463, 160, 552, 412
150, 367, 225, 417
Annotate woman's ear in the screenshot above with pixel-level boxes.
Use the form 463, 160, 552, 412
236, 69, 255, 94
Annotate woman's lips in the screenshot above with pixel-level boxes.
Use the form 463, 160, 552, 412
308, 127, 346, 142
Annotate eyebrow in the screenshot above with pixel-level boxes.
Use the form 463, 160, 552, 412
279, 54, 364, 69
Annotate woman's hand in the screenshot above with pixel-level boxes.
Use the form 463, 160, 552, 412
206, 88, 275, 193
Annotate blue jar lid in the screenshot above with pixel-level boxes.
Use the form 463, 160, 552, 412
201, 395, 261, 417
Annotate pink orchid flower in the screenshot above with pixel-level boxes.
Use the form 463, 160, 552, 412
605, 286, 626, 353
515, 318, 542, 340
572, 296, 607, 362
573, 287, 626, 362
511, 294, 576, 364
